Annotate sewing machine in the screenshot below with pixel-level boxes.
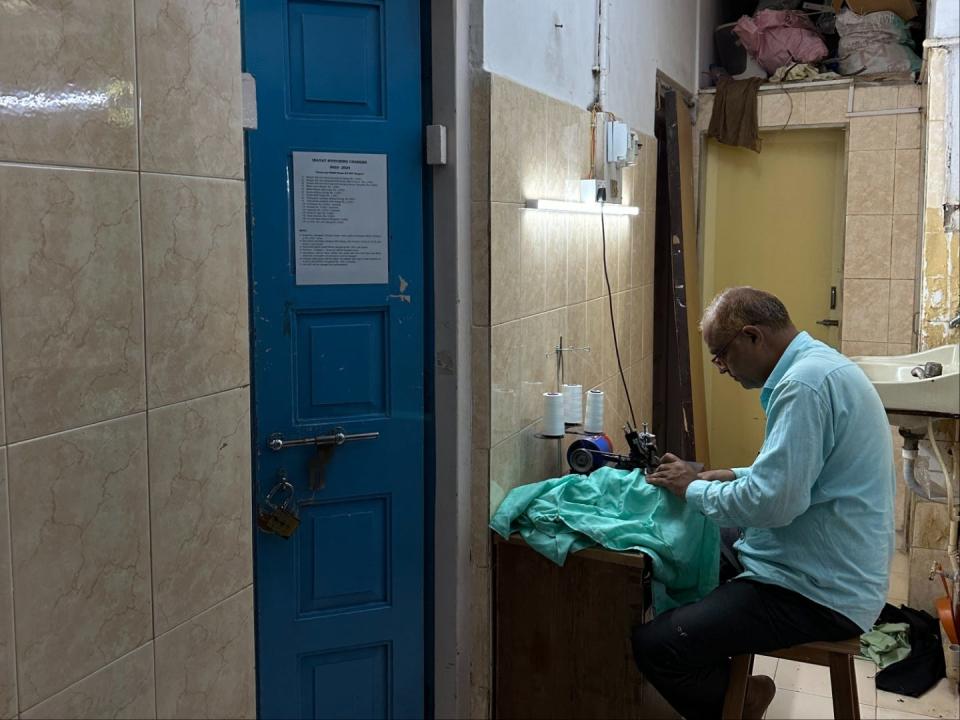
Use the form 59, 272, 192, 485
567, 422, 662, 475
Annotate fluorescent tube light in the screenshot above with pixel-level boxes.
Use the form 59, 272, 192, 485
524, 199, 639, 216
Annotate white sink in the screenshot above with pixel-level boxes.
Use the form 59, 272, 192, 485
851, 345, 960, 418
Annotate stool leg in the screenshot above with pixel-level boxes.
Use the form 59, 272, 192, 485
828, 653, 859, 720
722, 654, 753, 720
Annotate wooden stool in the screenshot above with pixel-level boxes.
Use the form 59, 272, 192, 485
722, 637, 862, 719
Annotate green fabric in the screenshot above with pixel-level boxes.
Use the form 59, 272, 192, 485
860, 622, 911, 669
489, 466, 720, 612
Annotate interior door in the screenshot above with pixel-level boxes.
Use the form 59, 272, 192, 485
700, 128, 846, 470
242, 1, 426, 717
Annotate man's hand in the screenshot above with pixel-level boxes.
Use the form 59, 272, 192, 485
645, 453, 699, 499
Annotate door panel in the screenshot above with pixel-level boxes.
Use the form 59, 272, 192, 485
701, 129, 846, 470
242, 1, 425, 717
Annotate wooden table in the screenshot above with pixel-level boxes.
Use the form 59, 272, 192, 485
494, 534, 652, 719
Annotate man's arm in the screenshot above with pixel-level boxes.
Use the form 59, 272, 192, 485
685, 380, 829, 528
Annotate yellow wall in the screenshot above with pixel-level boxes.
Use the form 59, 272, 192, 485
701, 129, 846, 470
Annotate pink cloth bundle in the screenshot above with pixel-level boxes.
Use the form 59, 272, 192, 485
734, 10, 829, 75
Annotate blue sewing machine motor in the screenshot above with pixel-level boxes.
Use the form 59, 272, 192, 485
567, 434, 614, 474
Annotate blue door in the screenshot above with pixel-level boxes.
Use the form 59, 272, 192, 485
242, 2, 426, 717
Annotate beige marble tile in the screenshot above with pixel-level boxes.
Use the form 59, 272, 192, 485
149, 388, 252, 634
0, 165, 145, 442
21, 643, 155, 720
841, 340, 887, 356
911, 500, 950, 549
0, 0, 137, 169
852, 85, 900, 112
897, 84, 921, 109
563, 302, 589, 392
891, 215, 919, 280
844, 215, 892, 278
8, 415, 151, 708
846, 150, 895, 215
544, 99, 583, 202
472, 326, 491, 450
804, 89, 849, 125
544, 213, 568, 310
895, 113, 922, 150
642, 210, 656, 287
471, 72, 491, 204
489, 202, 522, 325
520, 210, 546, 316
629, 289, 643, 366
136, 0, 243, 178
490, 320, 522, 445
887, 342, 912, 354
615, 217, 633, 293
0, 450, 15, 720
0, 325, 5, 446
519, 310, 565, 430
472, 202, 491, 326
893, 149, 921, 215
584, 217, 604, 301
566, 215, 587, 306
641, 283, 654, 360
842, 279, 890, 342
888, 279, 915, 345
490, 76, 545, 204
154, 587, 255, 720
141, 173, 248, 407
760, 92, 805, 128
584, 299, 608, 392
849, 115, 898, 151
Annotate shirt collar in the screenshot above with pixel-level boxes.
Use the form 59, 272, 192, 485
760, 331, 810, 410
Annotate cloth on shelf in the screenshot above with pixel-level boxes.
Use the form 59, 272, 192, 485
836, 9, 921, 76
489, 466, 720, 612
770, 63, 842, 83
860, 622, 911, 668
707, 76, 764, 153
874, 603, 946, 697
734, 10, 829, 75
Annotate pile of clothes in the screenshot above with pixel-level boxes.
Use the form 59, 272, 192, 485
713, 0, 921, 84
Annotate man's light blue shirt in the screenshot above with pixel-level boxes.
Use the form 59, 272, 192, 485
686, 332, 895, 630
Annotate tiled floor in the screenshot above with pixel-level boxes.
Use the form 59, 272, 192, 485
759, 655, 959, 719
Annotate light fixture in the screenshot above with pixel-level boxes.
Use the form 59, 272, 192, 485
524, 199, 639, 216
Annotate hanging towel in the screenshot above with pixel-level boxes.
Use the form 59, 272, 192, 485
489, 466, 720, 612
860, 622, 911, 668
707, 76, 765, 153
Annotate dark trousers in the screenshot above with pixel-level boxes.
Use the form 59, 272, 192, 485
631, 530, 861, 720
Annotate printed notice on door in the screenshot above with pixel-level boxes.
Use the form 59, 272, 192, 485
292, 151, 388, 285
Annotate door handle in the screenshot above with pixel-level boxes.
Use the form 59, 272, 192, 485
816, 319, 839, 327
267, 429, 379, 451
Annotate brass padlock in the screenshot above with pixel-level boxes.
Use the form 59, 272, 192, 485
257, 478, 300, 539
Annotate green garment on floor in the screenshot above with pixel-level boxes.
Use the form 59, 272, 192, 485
860, 622, 911, 669
489, 466, 720, 612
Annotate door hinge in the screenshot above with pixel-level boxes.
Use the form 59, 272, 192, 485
242, 72, 258, 130
426, 124, 447, 165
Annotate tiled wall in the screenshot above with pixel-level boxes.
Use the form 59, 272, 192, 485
469, 72, 657, 718
0, 2, 254, 718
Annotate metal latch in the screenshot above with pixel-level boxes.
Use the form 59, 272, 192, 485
267, 430, 379, 452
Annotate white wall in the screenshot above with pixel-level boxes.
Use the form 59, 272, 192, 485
482, 0, 699, 135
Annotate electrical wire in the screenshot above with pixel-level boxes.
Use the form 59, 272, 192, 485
599, 202, 637, 428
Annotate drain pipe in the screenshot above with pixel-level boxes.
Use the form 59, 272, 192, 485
592, 0, 609, 112
927, 419, 960, 622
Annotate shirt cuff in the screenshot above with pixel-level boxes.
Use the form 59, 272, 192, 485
732, 467, 751, 479
685, 479, 711, 512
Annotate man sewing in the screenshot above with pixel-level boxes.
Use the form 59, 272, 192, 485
633, 286, 894, 719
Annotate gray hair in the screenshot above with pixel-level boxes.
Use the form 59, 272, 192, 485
700, 287, 792, 338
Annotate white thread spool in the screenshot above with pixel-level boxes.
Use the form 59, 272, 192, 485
562, 384, 583, 425
542, 392, 565, 437
584, 389, 604, 433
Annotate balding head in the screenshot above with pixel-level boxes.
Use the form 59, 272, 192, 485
700, 287, 792, 340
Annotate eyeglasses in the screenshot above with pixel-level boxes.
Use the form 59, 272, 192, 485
710, 328, 745, 369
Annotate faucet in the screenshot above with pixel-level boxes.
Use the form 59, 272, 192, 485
949, 306, 960, 329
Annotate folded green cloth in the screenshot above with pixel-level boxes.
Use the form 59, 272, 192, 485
490, 466, 720, 611
860, 622, 911, 669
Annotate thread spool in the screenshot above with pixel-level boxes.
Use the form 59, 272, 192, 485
584, 389, 604, 433
562, 383, 583, 425
542, 392, 565, 437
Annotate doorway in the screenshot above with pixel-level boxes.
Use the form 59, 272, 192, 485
700, 128, 846, 470
242, 1, 430, 717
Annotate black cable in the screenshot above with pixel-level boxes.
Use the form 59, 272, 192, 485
599, 202, 637, 428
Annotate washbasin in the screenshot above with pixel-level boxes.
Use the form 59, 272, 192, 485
851, 345, 960, 418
